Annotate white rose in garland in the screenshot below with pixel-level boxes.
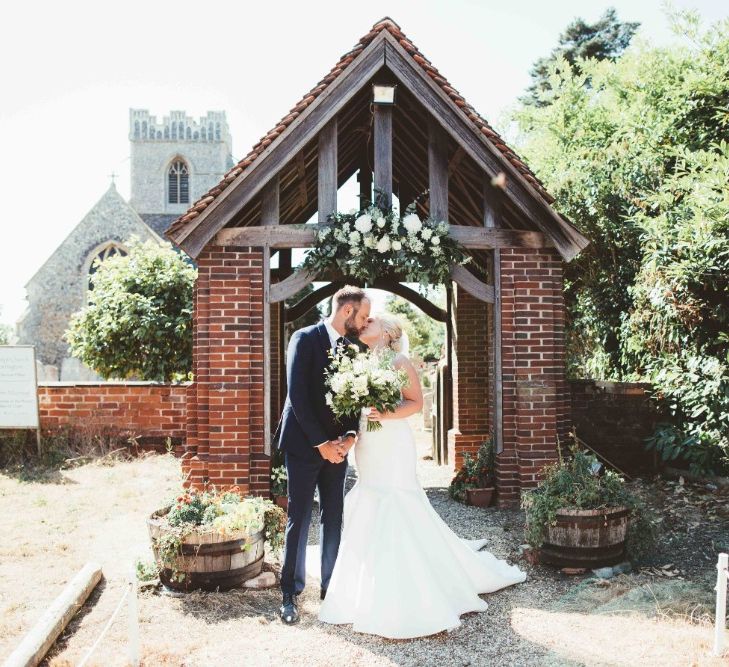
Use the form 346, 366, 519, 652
301, 203, 472, 289
354, 214, 373, 234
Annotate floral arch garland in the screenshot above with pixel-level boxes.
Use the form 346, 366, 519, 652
300, 203, 471, 289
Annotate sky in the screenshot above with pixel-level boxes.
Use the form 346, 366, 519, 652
1, 0, 727, 328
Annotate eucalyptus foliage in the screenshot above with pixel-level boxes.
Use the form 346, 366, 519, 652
66, 235, 196, 382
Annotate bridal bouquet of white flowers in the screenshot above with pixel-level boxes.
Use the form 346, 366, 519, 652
324, 343, 409, 432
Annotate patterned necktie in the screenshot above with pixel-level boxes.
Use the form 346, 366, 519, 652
335, 336, 347, 351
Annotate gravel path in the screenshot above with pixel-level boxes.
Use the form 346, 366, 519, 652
4, 419, 723, 665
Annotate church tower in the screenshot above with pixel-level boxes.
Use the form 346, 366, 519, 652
129, 109, 234, 234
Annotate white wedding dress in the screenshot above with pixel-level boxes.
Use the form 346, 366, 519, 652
317, 408, 528, 639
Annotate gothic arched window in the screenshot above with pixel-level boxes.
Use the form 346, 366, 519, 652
168, 159, 190, 204
88, 243, 127, 290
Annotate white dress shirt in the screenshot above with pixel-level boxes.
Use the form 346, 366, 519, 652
316, 320, 358, 449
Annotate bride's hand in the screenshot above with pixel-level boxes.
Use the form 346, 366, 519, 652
367, 407, 386, 421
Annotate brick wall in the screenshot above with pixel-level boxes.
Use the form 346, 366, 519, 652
570, 380, 662, 474
36, 381, 187, 450
448, 284, 491, 470
181, 245, 269, 495
497, 247, 568, 508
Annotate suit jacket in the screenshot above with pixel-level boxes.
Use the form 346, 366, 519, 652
276, 322, 360, 459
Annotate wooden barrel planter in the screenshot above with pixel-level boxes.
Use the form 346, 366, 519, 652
147, 509, 265, 592
537, 506, 630, 569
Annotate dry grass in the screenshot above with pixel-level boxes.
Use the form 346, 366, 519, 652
0, 419, 727, 666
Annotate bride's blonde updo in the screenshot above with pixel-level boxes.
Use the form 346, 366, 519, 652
378, 315, 405, 353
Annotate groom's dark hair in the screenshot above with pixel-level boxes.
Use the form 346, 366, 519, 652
332, 285, 367, 313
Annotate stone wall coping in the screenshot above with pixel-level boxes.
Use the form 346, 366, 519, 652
569, 379, 652, 395
38, 381, 192, 388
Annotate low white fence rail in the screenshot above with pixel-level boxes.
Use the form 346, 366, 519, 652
714, 552, 728, 657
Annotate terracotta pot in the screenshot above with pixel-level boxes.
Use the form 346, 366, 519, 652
274, 495, 288, 511
466, 487, 495, 507
537, 505, 630, 569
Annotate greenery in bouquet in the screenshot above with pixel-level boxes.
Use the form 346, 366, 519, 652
324, 343, 409, 432
300, 200, 471, 290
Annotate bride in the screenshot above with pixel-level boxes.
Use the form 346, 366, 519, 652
318, 315, 528, 639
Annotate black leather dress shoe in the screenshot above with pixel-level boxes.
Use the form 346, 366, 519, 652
320, 587, 327, 600
279, 592, 299, 624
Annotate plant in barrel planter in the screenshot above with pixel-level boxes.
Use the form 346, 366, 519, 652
449, 439, 496, 507
271, 466, 288, 511
147, 485, 287, 592
521, 441, 657, 569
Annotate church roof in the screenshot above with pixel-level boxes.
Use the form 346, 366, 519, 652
165, 17, 587, 259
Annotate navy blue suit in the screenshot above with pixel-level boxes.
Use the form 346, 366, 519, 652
276, 322, 360, 595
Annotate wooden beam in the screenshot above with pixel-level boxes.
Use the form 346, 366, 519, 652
447, 146, 466, 177
381, 32, 589, 260
260, 176, 278, 457
295, 151, 308, 208
373, 103, 392, 209
449, 264, 494, 303
214, 224, 548, 250
270, 269, 318, 303
5, 562, 102, 667
260, 175, 279, 226
484, 180, 501, 229
318, 117, 338, 223
370, 280, 448, 321
285, 282, 344, 322
175, 32, 388, 257
428, 118, 448, 222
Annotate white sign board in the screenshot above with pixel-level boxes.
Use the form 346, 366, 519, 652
0, 346, 40, 429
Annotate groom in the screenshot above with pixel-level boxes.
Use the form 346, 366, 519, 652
276, 285, 371, 624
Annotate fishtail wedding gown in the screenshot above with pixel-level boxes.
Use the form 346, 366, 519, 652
317, 408, 527, 639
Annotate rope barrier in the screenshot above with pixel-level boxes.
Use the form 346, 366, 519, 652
78, 564, 139, 667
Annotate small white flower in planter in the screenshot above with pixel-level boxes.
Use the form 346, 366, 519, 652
376, 217, 386, 228
431, 236, 441, 246
392, 240, 402, 251
421, 228, 433, 241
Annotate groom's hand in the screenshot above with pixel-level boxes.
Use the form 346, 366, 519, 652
318, 440, 345, 463
339, 434, 356, 455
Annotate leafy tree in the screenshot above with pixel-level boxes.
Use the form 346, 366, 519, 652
385, 288, 446, 362
65, 235, 196, 382
521, 7, 639, 107
621, 145, 729, 473
511, 11, 729, 470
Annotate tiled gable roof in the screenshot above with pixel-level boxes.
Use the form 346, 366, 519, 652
165, 16, 553, 242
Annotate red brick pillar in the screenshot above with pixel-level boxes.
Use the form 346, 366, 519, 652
448, 284, 490, 471
182, 245, 267, 496
497, 247, 570, 508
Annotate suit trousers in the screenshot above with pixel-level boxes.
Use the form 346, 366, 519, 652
280, 449, 348, 595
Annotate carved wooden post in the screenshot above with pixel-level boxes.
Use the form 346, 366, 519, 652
428, 118, 448, 222
484, 180, 503, 454
318, 118, 338, 223
260, 175, 279, 456
373, 105, 392, 210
